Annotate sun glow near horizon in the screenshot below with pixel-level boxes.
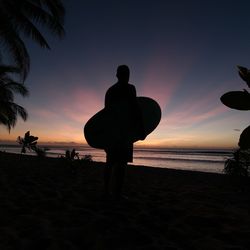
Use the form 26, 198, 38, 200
0, 48, 248, 150
0, 68, 248, 150
0, 110, 244, 150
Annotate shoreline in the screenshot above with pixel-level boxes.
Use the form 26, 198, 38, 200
1, 152, 250, 249
0, 150, 224, 173
0, 146, 229, 174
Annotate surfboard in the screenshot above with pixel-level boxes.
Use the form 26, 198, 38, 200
220, 91, 250, 110
84, 96, 161, 149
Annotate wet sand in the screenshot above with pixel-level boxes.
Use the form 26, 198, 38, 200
1, 152, 250, 249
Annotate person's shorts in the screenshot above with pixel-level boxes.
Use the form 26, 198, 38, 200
106, 143, 133, 164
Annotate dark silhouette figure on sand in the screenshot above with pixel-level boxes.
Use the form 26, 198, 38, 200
104, 65, 145, 199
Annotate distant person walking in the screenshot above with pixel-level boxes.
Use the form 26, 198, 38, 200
104, 65, 145, 199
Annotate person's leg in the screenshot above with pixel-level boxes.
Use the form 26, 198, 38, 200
113, 161, 127, 199
104, 161, 113, 195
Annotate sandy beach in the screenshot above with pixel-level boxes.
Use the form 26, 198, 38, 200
1, 152, 250, 249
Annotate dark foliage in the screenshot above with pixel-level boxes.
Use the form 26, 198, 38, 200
224, 149, 250, 177
17, 131, 46, 157
0, 65, 29, 131
0, 0, 65, 80
221, 66, 250, 175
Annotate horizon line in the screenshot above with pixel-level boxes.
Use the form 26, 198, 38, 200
0, 140, 236, 150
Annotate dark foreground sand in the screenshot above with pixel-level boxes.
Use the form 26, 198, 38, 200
1, 152, 250, 250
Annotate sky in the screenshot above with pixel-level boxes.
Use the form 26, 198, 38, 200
0, 0, 250, 149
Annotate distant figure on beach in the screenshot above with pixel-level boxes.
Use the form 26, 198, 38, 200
104, 65, 145, 199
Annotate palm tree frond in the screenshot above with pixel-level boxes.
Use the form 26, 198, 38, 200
0, 74, 28, 131
5, 82, 29, 97
0, 0, 65, 79
1, 102, 28, 129
10, 8, 51, 49
22, 1, 65, 38
0, 25, 30, 81
0, 87, 14, 101
35, 0, 65, 23
0, 104, 17, 132
15, 103, 28, 121
0, 65, 21, 75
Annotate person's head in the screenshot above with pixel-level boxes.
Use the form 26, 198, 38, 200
116, 65, 130, 83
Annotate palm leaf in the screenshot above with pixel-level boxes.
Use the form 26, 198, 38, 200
0, 101, 28, 132
0, 112, 9, 127
31, 0, 65, 24
0, 64, 29, 131
14, 103, 28, 121
4, 81, 29, 97
9, 6, 51, 49
0, 22, 30, 81
239, 125, 250, 150
0, 87, 14, 102
0, 65, 21, 75
40, 0, 65, 22
237, 65, 250, 87
0, 104, 17, 131
22, 1, 65, 38
0, 0, 65, 79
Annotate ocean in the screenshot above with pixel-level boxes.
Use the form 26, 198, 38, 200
0, 144, 233, 174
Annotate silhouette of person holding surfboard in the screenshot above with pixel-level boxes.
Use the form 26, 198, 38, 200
84, 65, 161, 199
104, 65, 145, 199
